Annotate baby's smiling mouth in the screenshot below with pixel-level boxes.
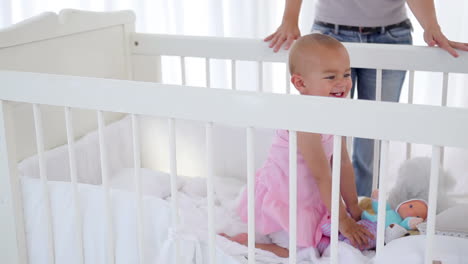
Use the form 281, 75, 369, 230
330, 92, 345, 97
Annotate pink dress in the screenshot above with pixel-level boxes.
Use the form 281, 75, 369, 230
237, 130, 334, 248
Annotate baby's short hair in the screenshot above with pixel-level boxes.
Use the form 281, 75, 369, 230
288, 33, 344, 75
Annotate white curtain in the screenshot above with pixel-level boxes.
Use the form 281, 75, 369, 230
1, 0, 467, 194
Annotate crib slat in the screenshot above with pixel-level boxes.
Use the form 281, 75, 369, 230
372, 69, 383, 190
407, 70, 415, 105
206, 123, 216, 264
180, 56, 186, 85
441, 72, 449, 107
346, 136, 353, 157
376, 69, 382, 101
131, 114, 144, 264
97, 111, 115, 264
0, 101, 27, 264
425, 146, 441, 264
406, 70, 415, 160
231, 60, 237, 90
289, 131, 297, 264
257, 61, 263, 92
286, 68, 291, 94
246, 127, 256, 264
33, 104, 55, 264
64, 107, 84, 264
206, 58, 211, 88
330, 135, 342, 264
440, 73, 449, 164
372, 141, 380, 190
169, 118, 179, 222
168, 118, 180, 263
376, 140, 389, 259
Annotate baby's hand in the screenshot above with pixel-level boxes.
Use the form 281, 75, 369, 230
339, 217, 374, 249
409, 217, 424, 230
371, 189, 379, 200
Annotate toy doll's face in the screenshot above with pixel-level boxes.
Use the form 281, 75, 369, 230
397, 200, 428, 220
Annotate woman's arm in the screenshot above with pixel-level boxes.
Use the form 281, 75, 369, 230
264, 0, 302, 52
406, 0, 468, 57
406, 0, 438, 31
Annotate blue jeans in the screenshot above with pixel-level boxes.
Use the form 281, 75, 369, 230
311, 21, 413, 196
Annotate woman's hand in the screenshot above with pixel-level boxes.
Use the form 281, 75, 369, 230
406, 0, 468, 58
423, 26, 468, 57
339, 216, 374, 249
264, 21, 301, 52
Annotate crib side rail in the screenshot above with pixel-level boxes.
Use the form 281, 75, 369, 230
2, 70, 468, 264
1, 70, 468, 148
131, 33, 468, 73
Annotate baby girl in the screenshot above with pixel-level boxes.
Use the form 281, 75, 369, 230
222, 33, 376, 257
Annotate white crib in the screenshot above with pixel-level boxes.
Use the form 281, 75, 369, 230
1, 9, 468, 264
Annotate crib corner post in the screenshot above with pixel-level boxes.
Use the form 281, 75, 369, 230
127, 22, 163, 83
0, 100, 27, 264
123, 20, 136, 81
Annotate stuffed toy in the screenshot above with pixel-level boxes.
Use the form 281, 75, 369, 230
387, 157, 455, 214
363, 190, 427, 229
361, 190, 428, 243
359, 156, 456, 243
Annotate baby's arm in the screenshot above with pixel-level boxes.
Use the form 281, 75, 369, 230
338, 137, 362, 220
297, 132, 347, 218
297, 133, 372, 247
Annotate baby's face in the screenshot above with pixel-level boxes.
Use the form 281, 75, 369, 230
297, 46, 352, 98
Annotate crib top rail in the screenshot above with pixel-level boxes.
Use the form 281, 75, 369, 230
131, 33, 468, 74
1, 70, 467, 149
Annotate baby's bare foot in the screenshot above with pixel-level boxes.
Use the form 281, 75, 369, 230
219, 233, 289, 258
219, 233, 248, 246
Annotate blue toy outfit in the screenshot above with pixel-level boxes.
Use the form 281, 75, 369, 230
361, 200, 415, 230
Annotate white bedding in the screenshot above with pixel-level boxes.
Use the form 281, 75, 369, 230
20, 174, 368, 264
21, 173, 468, 264
22, 176, 170, 264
